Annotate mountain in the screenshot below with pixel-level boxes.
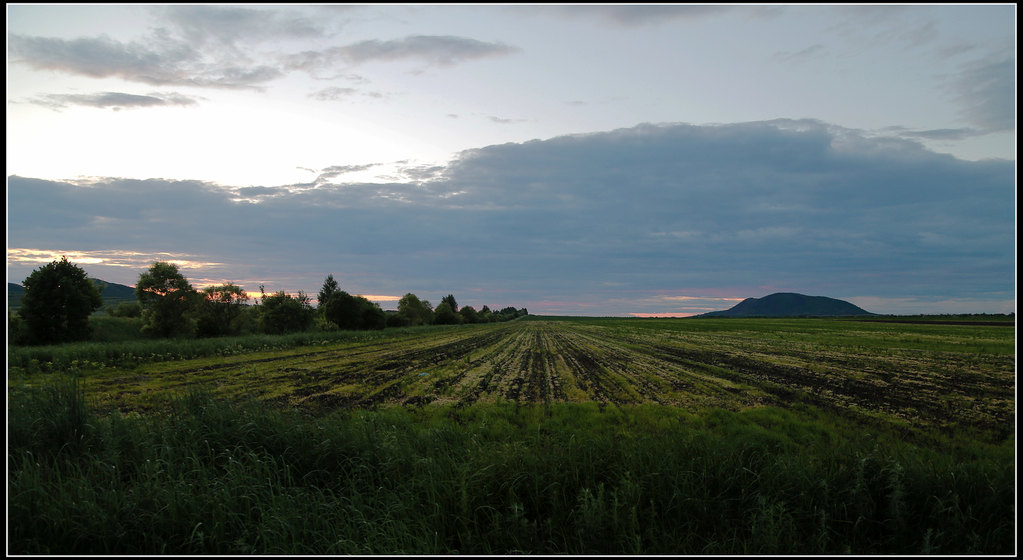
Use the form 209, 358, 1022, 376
91, 279, 137, 303
8, 279, 136, 310
8, 283, 26, 309
697, 292, 874, 318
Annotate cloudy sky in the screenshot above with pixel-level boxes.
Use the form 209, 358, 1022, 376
6, 4, 1016, 316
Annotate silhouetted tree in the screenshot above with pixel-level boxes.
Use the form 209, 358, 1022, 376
360, 299, 387, 330
323, 291, 362, 330
258, 286, 314, 334
196, 283, 249, 337
317, 274, 341, 310
19, 256, 103, 344
385, 310, 409, 328
323, 291, 386, 331
136, 261, 199, 338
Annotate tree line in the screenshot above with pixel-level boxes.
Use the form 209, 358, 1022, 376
9, 259, 528, 345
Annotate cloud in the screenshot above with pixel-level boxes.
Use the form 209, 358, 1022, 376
880, 126, 980, 141
7, 6, 330, 90
315, 164, 383, 183
28, 91, 200, 111
10, 6, 516, 94
8, 33, 282, 89
7, 248, 224, 276
950, 55, 1015, 133
309, 87, 360, 101
551, 5, 731, 27
6, 120, 1014, 314
309, 86, 388, 102
159, 5, 327, 47
775, 44, 825, 63
286, 35, 518, 73
488, 115, 528, 124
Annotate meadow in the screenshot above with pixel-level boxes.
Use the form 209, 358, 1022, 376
7, 316, 1016, 554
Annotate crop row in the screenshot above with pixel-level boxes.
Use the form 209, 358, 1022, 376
75, 319, 1014, 436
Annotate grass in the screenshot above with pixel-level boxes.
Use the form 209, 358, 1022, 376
7, 370, 1015, 555
7, 317, 1015, 554
6, 322, 467, 374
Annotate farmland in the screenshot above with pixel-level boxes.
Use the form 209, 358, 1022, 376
64, 317, 1015, 437
8, 317, 1016, 554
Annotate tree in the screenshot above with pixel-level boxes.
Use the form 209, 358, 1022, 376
324, 291, 388, 331
433, 301, 462, 325
317, 274, 341, 310
385, 310, 409, 328
323, 291, 362, 330
18, 256, 103, 344
359, 298, 387, 330
441, 294, 458, 312
196, 283, 249, 337
397, 293, 434, 326
459, 305, 479, 324
257, 287, 314, 335
136, 262, 199, 338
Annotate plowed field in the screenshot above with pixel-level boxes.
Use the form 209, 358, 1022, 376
83, 318, 1015, 437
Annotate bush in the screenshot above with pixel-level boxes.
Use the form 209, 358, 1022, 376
107, 301, 142, 318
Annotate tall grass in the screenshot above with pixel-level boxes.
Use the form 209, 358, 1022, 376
8, 373, 1014, 555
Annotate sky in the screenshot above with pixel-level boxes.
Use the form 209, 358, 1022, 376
6, 3, 1017, 316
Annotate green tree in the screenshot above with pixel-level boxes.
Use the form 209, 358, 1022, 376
135, 262, 199, 338
323, 291, 362, 330
397, 293, 434, 326
459, 305, 479, 324
441, 294, 458, 312
18, 256, 103, 344
324, 291, 387, 331
196, 283, 249, 337
359, 298, 387, 330
257, 287, 314, 335
433, 301, 462, 325
317, 274, 341, 310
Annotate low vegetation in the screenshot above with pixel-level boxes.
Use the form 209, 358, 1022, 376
8, 260, 528, 346
7, 316, 1015, 554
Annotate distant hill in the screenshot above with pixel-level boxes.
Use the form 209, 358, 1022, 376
697, 292, 874, 318
91, 279, 137, 303
8, 279, 136, 311
8, 283, 26, 308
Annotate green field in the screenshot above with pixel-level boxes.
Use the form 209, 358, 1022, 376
7, 317, 1016, 554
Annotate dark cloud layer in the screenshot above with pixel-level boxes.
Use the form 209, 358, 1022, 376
7, 120, 1014, 314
